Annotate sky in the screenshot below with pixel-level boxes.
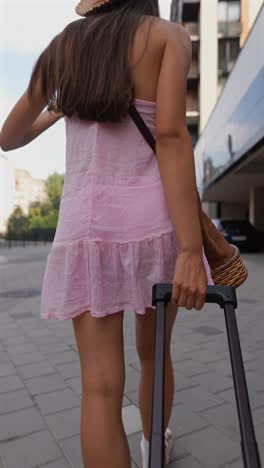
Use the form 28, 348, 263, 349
0, 0, 172, 180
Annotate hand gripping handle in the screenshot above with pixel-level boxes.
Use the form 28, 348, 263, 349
152, 284, 237, 309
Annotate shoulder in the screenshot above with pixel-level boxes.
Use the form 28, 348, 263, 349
148, 18, 192, 61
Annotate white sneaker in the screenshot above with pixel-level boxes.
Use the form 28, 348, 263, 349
140, 427, 174, 468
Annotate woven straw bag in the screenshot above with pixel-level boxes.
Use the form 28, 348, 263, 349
211, 245, 248, 287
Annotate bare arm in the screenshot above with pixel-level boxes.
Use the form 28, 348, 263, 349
155, 24, 207, 310
156, 24, 202, 253
0, 73, 64, 152
21, 109, 64, 147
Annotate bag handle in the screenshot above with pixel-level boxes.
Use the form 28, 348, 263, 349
128, 102, 156, 153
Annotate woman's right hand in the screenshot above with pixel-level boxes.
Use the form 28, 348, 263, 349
171, 250, 207, 311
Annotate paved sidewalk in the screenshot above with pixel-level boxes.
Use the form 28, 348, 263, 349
0, 244, 263, 468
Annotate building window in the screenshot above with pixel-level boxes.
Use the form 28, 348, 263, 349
218, 1, 241, 37
218, 1, 240, 23
187, 88, 199, 113
188, 125, 199, 147
218, 37, 240, 75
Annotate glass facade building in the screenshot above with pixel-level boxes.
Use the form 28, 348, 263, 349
194, 5, 264, 228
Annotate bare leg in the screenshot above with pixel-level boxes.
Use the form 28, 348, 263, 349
135, 303, 178, 441
139, 355, 174, 441
72, 310, 131, 468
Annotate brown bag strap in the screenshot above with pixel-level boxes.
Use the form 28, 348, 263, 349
128, 102, 156, 154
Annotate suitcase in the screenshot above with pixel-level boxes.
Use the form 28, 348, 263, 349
149, 284, 262, 468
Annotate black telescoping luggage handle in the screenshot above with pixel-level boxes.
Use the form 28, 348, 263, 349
152, 284, 238, 309
150, 284, 262, 468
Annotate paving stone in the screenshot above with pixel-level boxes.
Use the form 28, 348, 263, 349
41, 459, 70, 468
60, 434, 83, 467
169, 403, 209, 438
124, 368, 140, 393
66, 377, 82, 397
56, 361, 81, 379
127, 432, 146, 468
255, 422, 264, 462
10, 350, 45, 366
225, 460, 244, 468
17, 361, 56, 379
35, 388, 80, 415
197, 403, 240, 440
252, 405, 264, 427
178, 425, 241, 468
128, 430, 189, 468
175, 385, 224, 412
129, 361, 141, 372
0, 375, 24, 394
125, 389, 139, 407
5, 342, 38, 355
0, 362, 17, 377
0, 407, 45, 442
19, 319, 44, 332
169, 455, 203, 467
124, 348, 139, 365
0, 328, 23, 338
244, 369, 264, 392
53, 327, 75, 338
0, 352, 10, 363
0, 430, 62, 468
46, 350, 79, 365
187, 348, 224, 365
0, 323, 20, 332
192, 325, 224, 337
1, 335, 29, 345
24, 374, 66, 396
31, 334, 66, 345
173, 370, 198, 392
26, 328, 54, 337
190, 371, 233, 394
217, 387, 264, 410
60, 335, 77, 346
37, 342, 71, 354
122, 395, 132, 407
202, 358, 232, 377
123, 404, 142, 435
45, 407, 81, 440
178, 360, 216, 378
0, 389, 33, 414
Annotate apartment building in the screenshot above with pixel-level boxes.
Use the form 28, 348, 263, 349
194, 4, 264, 228
0, 154, 15, 234
14, 169, 48, 217
170, 0, 262, 144
0, 158, 48, 234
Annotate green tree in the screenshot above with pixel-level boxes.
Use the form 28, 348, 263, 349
28, 203, 45, 229
7, 207, 29, 235
45, 173, 64, 210
7, 172, 65, 238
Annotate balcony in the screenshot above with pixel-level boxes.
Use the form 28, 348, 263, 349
188, 59, 199, 79
218, 20, 242, 38
182, 1, 200, 22
182, 21, 200, 38
218, 37, 241, 77
186, 89, 199, 123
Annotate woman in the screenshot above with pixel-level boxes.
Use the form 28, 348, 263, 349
0, 0, 213, 467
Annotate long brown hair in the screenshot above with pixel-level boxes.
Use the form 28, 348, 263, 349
28, 0, 160, 123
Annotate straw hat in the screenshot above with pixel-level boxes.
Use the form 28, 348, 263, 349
76, 0, 115, 16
